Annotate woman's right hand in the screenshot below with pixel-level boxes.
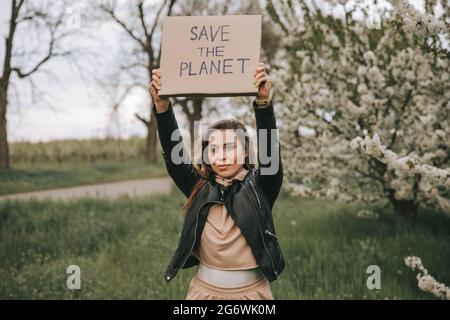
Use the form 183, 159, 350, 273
150, 68, 170, 113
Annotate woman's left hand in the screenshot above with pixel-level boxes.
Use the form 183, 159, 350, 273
253, 62, 271, 100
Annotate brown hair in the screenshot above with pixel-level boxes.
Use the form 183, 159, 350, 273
182, 118, 255, 212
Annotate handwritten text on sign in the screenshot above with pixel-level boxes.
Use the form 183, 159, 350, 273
159, 15, 262, 97
180, 25, 250, 77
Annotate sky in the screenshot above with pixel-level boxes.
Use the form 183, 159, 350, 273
0, 0, 432, 143
0, 0, 154, 142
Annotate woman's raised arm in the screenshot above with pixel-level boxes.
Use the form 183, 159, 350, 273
150, 68, 201, 198
253, 63, 283, 208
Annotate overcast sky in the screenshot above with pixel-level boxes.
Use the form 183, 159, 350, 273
0, 0, 157, 142
0, 0, 429, 143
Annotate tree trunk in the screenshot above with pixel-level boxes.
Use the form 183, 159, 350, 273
0, 86, 10, 169
391, 198, 419, 223
385, 180, 419, 223
187, 97, 203, 159
145, 113, 158, 163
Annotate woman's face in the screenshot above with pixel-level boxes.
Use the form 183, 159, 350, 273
207, 129, 246, 178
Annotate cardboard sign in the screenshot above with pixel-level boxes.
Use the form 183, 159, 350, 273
158, 15, 262, 97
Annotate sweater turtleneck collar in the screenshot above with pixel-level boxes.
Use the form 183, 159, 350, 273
214, 167, 249, 188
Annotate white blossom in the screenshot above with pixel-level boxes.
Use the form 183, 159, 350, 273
405, 256, 450, 300
269, 0, 449, 216
356, 209, 380, 220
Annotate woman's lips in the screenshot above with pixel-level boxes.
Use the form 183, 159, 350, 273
216, 165, 228, 170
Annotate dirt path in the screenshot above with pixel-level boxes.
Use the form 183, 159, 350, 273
0, 177, 173, 201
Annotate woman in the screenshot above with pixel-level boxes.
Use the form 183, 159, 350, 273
149, 63, 285, 300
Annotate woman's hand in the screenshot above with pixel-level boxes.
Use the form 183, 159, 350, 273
149, 68, 170, 113
253, 62, 271, 100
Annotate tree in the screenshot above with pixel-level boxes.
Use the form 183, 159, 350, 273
94, 0, 177, 163
0, 0, 78, 169
267, 0, 449, 219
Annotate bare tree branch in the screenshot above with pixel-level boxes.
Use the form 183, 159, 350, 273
155, 0, 177, 64
99, 3, 146, 50
136, 0, 150, 39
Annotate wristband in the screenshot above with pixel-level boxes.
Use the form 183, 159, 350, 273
255, 96, 272, 106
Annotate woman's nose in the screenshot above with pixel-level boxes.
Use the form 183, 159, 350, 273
213, 148, 227, 163
217, 149, 226, 161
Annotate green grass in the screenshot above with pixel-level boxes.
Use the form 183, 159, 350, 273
0, 160, 167, 195
0, 190, 449, 299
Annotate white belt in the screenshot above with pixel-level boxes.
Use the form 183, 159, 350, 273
196, 263, 264, 288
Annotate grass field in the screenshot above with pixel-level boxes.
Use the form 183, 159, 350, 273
1, 137, 166, 195
0, 190, 449, 299
0, 160, 167, 195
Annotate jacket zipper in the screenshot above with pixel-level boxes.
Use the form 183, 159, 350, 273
250, 181, 279, 239
265, 229, 278, 239
249, 180, 262, 208
170, 200, 222, 279
240, 181, 278, 278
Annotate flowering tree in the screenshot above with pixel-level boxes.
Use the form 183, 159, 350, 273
405, 256, 450, 300
267, 0, 449, 219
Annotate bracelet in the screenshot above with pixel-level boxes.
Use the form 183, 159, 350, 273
255, 96, 272, 106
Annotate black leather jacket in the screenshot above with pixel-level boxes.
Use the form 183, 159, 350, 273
152, 99, 285, 283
